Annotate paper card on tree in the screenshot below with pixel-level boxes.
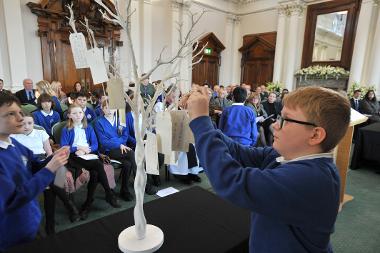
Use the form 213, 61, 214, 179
107, 78, 126, 109
85, 48, 109, 84
170, 110, 194, 152
156, 112, 172, 158
69, 33, 89, 69
145, 131, 159, 175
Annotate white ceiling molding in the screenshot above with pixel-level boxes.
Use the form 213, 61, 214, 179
192, 0, 334, 16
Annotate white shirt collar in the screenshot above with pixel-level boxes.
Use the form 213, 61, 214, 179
83, 107, 87, 112
74, 124, 83, 129
41, 110, 54, 116
26, 129, 36, 137
275, 152, 334, 164
0, 138, 14, 149
232, 103, 245, 106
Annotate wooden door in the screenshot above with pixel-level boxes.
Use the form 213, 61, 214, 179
239, 32, 276, 90
28, 0, 121, 94
192, 33, 225, 88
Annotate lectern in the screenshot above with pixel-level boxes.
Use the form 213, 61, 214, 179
334, 109, 367, 211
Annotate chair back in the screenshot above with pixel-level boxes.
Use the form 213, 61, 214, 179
21, 104, 38, 114
51, 121, 67, 145
33, 124, 45, 131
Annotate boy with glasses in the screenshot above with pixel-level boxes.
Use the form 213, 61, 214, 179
183, 86, 350, 253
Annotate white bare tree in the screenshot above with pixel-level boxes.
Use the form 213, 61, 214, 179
93, 0, 207, 244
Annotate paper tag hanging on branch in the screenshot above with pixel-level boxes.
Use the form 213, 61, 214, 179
107, 78, 126, 109
85, 48, 109, 84
170, 110, 194, 152
156, 111, 172, 162
145, 131, 159, 175
69, 33, 89, 69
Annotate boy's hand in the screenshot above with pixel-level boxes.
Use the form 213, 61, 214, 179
46, 147, 69, 173
182, 87, 209, 121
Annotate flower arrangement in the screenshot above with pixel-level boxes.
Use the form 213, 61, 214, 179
347, 82, 376, 98
295, 65, 350, 80
265, 81, 283, 94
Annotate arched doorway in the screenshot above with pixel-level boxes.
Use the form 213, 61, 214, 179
192, 32, 225, 88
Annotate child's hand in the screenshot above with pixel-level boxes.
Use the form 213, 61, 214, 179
120, 144, 131, 154
77, 146, 91, 154
46, 149, 69, 173
75, 150, 85, 156
185, 87, 210, 121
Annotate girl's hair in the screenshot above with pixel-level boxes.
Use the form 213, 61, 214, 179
51, 81, 63, 98
37, 93, 55, 110
35, 80, 56, 96
101, 99, 109, 108
73, 81, 82, 91
66, 104, 87, 129
247, 92, 261, 105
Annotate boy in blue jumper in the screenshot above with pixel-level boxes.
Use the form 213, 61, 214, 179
0, 93, 69, 251
73, 92, 96, 123
184, 86, 350, 253
219, 86, 258, 146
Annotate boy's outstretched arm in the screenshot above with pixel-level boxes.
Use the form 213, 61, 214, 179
0, 147, 69, 214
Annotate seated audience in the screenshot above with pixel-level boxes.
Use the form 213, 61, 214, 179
60, 104, 120, 220
15, 78, 36, 105
262, 92, 282, 145
94, 100, 137, 201
245, 92, 268, 146
72, 92, 96, 123
360, 89, 380, 122
33, 93, 61, 137
350, 89, 362, 112
35, 80, 63, 116
11, 112, 79, 234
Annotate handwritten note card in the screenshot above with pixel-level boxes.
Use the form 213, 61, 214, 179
86, 48, 109, 84
170, 110, 194, 152
145, 131, 159, 175
107, 78, 126, 109
69, 33, 89, 69
156, 111, 172, 162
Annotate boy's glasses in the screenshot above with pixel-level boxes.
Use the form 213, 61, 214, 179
276, 115, 317, 129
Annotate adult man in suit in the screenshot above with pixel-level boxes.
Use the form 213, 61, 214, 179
15, 78, 36, 105
0, 79, 11, 95
350, 89, 362, 112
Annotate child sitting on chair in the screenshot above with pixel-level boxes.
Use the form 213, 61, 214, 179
33, 93, 61, 138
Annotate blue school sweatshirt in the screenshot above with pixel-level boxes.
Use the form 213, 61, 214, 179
190, 116, 340, 253
0, 138, 54, 251
84, 107, 97, 123
218, 104, 258, 146
52, 96, 63, 116
33, 110, 61, 136
125, 111, 135, 139
60, 125, 98, 154
94, 116, 136, 153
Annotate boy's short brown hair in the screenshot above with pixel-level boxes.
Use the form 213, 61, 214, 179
283, 86, 350, 152
37, 93, 55, 110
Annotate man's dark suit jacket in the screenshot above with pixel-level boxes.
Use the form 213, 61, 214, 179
350, 98, 362, 112
15, 89, 36, 105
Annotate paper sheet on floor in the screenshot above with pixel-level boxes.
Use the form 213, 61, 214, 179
156, 187, 179, 197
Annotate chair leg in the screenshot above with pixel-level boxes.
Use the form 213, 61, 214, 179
165, 165, 170, 181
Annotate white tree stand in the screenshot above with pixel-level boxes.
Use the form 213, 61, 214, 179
118, 224, 164, 253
